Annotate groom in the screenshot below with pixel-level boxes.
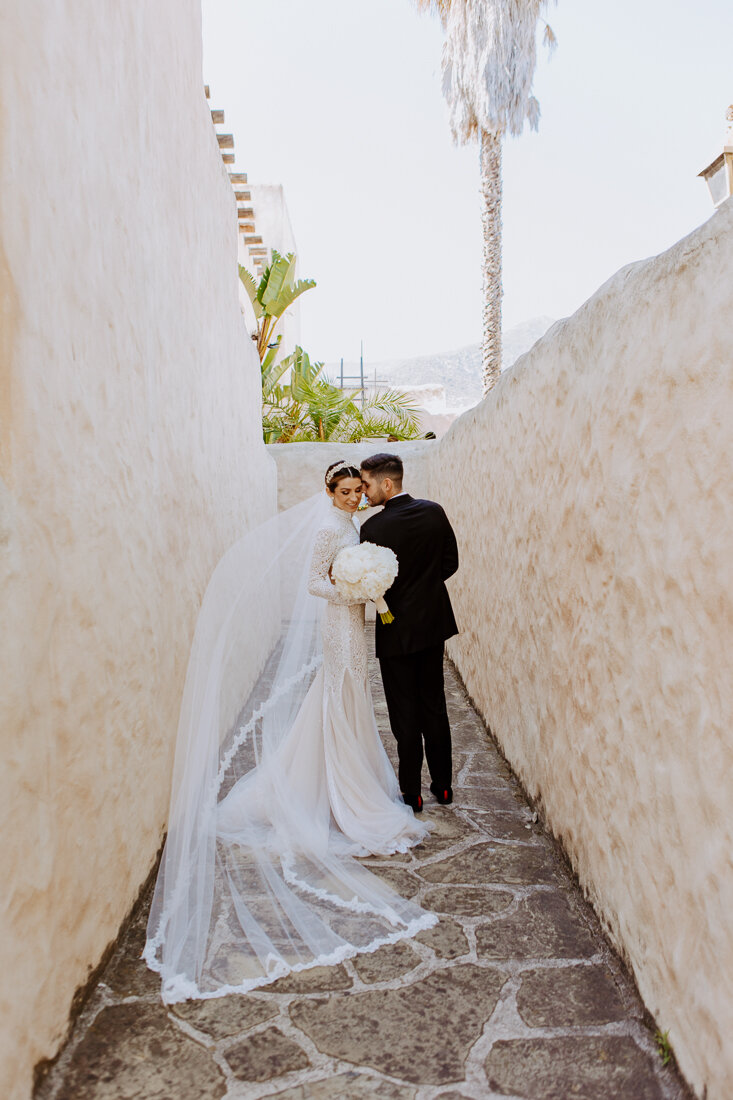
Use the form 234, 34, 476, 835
359, 453, 459, 812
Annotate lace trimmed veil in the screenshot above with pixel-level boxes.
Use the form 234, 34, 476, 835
144, 490, 435, 1003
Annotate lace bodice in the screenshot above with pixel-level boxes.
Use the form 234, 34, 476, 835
307, 509, 361, 604
307, 507, 367, 690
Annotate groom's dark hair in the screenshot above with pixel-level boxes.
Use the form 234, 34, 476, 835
360, 453, 403, 486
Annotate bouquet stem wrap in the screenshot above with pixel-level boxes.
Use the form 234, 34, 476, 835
375, 597, 394, 624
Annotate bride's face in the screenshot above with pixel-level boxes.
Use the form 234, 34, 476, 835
328, 476, 363, 513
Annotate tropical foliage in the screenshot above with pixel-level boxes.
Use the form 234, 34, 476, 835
415, 0, 556, 394
261, 346, 422, 444
242, 253, 423, 444
239, 250, 316, 374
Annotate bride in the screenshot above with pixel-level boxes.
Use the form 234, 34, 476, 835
144, 460, 435, 1003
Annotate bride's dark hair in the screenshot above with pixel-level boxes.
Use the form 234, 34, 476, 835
325, 460, 361, 491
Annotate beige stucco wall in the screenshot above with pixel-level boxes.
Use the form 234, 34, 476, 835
430, 199, 733, 1099
0, 4, 276, 1098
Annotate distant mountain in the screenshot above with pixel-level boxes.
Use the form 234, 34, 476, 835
329, 316, 556, 411
378, 344, 483, 411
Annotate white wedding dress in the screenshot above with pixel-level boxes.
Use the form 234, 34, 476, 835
145, 494, 435, 1003
217, 503, 426, 856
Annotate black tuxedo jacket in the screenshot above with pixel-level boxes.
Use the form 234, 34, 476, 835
360, 494, 459, 658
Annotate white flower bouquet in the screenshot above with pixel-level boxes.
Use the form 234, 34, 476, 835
332, 543, 398, 624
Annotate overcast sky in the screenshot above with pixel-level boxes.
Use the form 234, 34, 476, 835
202, 0, 732, 364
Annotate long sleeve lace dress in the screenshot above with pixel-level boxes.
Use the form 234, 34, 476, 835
145, 498, 435, 1003
217, 504, 427, 856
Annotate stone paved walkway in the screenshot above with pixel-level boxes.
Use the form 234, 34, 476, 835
37, 642, 692, 1100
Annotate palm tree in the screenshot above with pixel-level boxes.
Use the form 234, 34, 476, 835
263, 347, 422, 444
416, 0, 556, 394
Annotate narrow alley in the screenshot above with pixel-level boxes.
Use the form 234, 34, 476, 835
36, 641, 691, 1100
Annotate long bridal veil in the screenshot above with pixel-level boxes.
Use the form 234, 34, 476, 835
144, 491, 435, 1003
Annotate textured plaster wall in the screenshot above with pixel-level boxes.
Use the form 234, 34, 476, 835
430, 200, 733, 1099
0, 4, 275, 1098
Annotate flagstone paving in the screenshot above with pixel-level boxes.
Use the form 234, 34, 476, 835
36, 641, 693, 1100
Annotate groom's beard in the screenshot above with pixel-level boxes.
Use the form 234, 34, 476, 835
368, 482, 392, 506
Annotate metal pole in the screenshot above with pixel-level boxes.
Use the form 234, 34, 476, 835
360, 340, 365, 408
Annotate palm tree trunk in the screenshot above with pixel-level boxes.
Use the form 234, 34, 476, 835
480, 128, 502, 395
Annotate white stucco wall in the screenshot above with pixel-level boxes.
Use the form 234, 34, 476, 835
0, 4, 276, 1098
248, 184, 299, 262
430, 199, 733, 1100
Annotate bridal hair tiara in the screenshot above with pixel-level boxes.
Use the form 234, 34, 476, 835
325, 460, 356, 483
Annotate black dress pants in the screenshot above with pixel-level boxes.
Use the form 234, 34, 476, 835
378, 642, 452, 797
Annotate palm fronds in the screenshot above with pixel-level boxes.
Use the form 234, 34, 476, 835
240, 251, 317, 365
439, 0, 557, 143
243, 252, 424, 443
261, 346, 423, 444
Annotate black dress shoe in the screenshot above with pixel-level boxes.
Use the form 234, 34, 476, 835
430, 783, 453, 805
401, 792, 423, 813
